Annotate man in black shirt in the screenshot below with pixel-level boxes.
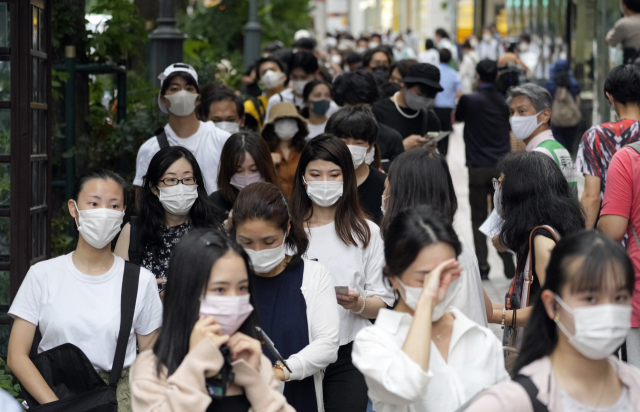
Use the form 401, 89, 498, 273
326, 106, 386, 224
455, 59, 514, 279
372, 63, 442, 151
333, 70, 404, 170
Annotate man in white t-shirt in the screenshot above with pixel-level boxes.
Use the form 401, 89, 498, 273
133, 63, 230, 195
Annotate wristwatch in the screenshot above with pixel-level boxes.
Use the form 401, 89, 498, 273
274, 361, 291, 381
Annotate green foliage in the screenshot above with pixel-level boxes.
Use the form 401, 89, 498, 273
0, 358, 22, 405
51, 206, 75, 258
51, 2, 88, 51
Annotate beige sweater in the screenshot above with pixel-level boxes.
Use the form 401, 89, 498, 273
129, 339, 294, 412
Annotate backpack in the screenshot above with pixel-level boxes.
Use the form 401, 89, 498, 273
550, 87, 581, 128
127, 216, 143, 266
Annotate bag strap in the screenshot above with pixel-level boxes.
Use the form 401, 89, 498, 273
155, 127, 170, 149
128, 216, 142, 265
513, 375, 549, 412
523, 226, 559, 306
109, 262, 140, 387
626, 141, 640, 156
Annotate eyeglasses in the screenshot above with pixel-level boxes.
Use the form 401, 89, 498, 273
159, 177, 197, 186
492, 178, 501, 191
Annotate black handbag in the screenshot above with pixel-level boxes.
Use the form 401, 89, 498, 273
22, 262, 140, 412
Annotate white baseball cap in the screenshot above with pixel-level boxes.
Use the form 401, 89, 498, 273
157, 63, 199, 114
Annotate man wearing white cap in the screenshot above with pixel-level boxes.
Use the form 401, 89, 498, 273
133, 63, 231, 195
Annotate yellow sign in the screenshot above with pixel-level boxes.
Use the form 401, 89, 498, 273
456, 0, 474, 44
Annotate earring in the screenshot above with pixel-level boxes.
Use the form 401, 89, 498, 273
554, 314, 560, 323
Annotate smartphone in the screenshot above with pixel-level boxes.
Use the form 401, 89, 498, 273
335, 286, 349, 295
425, 131, 451, 143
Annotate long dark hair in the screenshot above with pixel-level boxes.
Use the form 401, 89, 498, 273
301, 80, 332, 118
154, 229, 260, 376
232, 182, 308, 266
139, 147, 221, 255
290, 134, 371, 248
216, 132, 281, 205
498, 152, 584, 258
514, 230, 634, 373
381, 149, 457, 236
383, 205, 461, 281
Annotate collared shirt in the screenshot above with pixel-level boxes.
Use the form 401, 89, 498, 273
435, 63, 462, 109
527, 129, 578, 198
525, 129, 556, 154
352, 308, 508, 412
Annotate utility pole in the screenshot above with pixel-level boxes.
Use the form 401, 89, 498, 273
244, 0, 263, 70
149, 0, 186, 87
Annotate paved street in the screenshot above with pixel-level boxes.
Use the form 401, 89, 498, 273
447, 123, 584, 338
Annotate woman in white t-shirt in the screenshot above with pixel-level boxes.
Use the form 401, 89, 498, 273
7, 169, 163, 410
353, 206, 508, 412
302, 80, 332, 141
289, 134, 394, 412
232, 182, 339, 412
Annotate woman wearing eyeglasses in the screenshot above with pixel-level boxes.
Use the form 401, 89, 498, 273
115, 147, 221, 285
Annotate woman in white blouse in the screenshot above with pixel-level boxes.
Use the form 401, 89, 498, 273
289, 134, 394, 412
353, 205, 508, 412
231, 182, 340, 412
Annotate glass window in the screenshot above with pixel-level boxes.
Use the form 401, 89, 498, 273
0, 57, 8, 102
0, 4, 9, 48
31, 109, 45, 155
31, 212, 46, 261
0, 163, 9, 209
31, 161, 45, 207
0, 217, 9, 264
32, 5, 38, 51
0, 270, 8, 311
0, 109, 9, 155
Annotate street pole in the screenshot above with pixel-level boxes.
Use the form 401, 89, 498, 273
149, 0, 186, 87
243, 0, 262, 71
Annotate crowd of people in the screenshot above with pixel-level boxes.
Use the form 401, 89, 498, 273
4, 14, 640, 412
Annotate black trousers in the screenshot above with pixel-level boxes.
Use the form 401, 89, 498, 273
468, 167, 515, 276
433, 107, 453, 157
322, 342, 368, 412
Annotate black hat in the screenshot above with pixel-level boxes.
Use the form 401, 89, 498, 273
401, 63, 444, 91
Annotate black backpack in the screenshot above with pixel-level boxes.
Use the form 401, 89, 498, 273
22, 263, 140, 412
127, 216, 143, 266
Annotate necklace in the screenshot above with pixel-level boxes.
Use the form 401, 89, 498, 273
392, 92, 420, 119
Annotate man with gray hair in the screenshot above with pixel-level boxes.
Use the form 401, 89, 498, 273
507, 83, 577, 198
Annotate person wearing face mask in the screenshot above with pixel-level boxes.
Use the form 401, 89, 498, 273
130, 229, 294, 411
134, 63, 231, 196
352, 206, 508, 412
392, 35, 416, 60
262, 102, 310, 197
302, 80, 333, 141
417, 39, 440, 65
209, 132, 281, 223
198, 83, 245, 134
434, 28, 458, 64
244, 56, 288, 131
327, 107, 386, 224
476, 27, 503, 61
372, 63, 443, 151
116, 147, 220, 287
232, 183, 340, 412
8, 169, 163, 410
506, 84, 578, 199
467, 230, 640, 412
289, 134, 394, 412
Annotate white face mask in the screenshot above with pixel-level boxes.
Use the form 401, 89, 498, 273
158, 184, 199, 216
483, 33, 493, 42
303, 176, 343, 207
554, 294, 631, 360
214, 121, 240, 134
396, 275, 461, 322
163, 90, 198, 117
365, 146, 375, 165
331, 54, 342, 65
369, 41, 380, 49
395, 41, 405, 50
243, 237, 286, 273
510, 111, 543, 141
519, 43, 529, 53
74, 201, 124, 250
356, 46, 367, 54
274, 119, 299, 141
292, 80, 309, 96
348, 145, 368, 169
200, 294, 254, 336
260, 70, 285, 90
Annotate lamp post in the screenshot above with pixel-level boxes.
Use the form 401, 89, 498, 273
149, 0, 186, 87
243, 0, 262, 71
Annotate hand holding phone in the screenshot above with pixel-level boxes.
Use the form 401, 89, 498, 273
335, 286, 349, 295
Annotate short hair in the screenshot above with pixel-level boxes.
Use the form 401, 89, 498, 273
255, 56, 287, 82
624, 0, 640, 13
389, 59, 418, 80
369, 33, 382, 41
439, 48, 452, 64
435, 28, 449, 39
462, 40, 472, 50
325, 106, 379, 144
476, 59, 498, 83
604, 64, 640, 105
362, 47, 393, 68
520, 33, 531, 43
198, 83, 244, 120
425, 39, 436, 50
290, 50, 319, 74
380, 82, 402, 99
506, 83, 552, 112
293, 37, 317, 51
332, 70, 380, 106
345, 52, 363, 66
160, 72, 199, 95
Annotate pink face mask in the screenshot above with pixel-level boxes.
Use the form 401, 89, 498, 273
199, 294, 254, 335
230, 172, 264, 190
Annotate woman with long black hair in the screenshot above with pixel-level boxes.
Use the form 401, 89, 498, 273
467, 231, 640, 411
115, 146, 220, 282
232, 182, 339, 412
289, 133, 394, 412
130, 229, 294, 411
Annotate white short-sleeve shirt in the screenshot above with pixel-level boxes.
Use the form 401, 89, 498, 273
9, 253, 163, 372
306, 220, 394, 346
133, 121, 231, 194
